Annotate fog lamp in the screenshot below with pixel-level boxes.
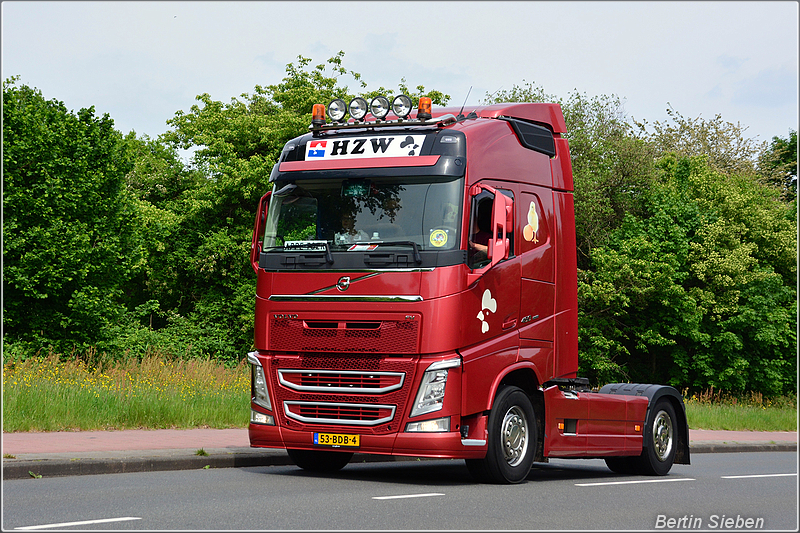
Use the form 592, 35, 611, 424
349, 97, 368, 120
406, 417, 450, 433
392, 94, 413, 118
251, 410, 275, 425
328, 99, 347, 122
370, 95, 390, 119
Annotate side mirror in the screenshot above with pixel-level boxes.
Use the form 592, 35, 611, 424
467, 184, 513, 286
250, 191, 272, 272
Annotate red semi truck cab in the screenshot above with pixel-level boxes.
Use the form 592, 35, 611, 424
248, 95, 690, 483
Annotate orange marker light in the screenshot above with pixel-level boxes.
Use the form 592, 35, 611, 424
558, 422, 565, 430
312, 104, 326, 126
635, 424, 642, 432
417, 97, 432, 120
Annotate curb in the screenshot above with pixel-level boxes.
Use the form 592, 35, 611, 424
688, 442, 797, 454
3, 442, 796, 480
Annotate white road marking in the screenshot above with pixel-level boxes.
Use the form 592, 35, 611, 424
372, 492, 445, 500
721, 473, 797, 479
575, 478, 695, 487
15, 517, 142, 530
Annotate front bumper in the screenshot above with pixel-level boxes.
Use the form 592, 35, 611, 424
249, 422, 487, 459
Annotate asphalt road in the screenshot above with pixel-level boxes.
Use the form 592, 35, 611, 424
3, 452, 797, 531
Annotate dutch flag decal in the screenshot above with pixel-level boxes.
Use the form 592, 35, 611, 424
307, 140, 327, 158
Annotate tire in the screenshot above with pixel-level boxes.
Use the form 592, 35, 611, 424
636, 399, 677, 476
604, 456, 639, 475
286, 449, 353, 472
465, 386, 537, 484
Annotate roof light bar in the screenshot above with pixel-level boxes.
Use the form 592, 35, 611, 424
311, 89, 456, 132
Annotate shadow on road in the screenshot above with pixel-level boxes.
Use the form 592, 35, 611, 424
243, 457, 634, 486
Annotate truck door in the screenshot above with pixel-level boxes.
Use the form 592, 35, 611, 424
517, 188, 556, 382
461, 184, 521, 416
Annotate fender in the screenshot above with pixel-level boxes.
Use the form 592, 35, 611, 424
598, 383, 690, 465
482, 360, 543, 412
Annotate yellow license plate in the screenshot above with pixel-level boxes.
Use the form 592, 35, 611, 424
313, 432, 360, 447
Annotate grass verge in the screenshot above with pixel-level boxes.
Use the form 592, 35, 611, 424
683, 389, 797, 432
2, 355, 796, 432
2, 354, 249, 432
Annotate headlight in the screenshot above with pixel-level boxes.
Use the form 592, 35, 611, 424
409, 358, 460, 418
248, 351, 272, 411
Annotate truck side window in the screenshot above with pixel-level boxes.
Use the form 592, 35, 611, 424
499, 189, 515, 259
468, 194, 493, 268
468, 189, 515, 269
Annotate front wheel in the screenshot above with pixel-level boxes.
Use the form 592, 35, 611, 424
286, 449, 353, 472
637, 399, 677, 476
465, 386, 537, 484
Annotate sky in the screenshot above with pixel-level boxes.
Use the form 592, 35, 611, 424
2, 1, 798, 151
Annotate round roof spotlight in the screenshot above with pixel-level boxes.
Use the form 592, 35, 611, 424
348, 97, 369, 121
392, 94, 413, 119
328, 99, 347, 122
370, 95, 391, 120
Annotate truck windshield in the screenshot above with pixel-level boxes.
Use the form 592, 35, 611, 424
263, 176, 464, 252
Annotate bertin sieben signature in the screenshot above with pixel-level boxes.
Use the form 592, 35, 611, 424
655, 514, 765, 529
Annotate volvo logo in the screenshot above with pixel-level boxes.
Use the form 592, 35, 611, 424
336, 276, 351, 292
273, 314, 298, 319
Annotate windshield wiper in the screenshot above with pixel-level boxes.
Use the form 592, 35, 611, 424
368, 241, 422, 264
317, 241, 334, 264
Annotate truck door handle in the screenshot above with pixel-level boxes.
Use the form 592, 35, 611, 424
502, 318, 517, 330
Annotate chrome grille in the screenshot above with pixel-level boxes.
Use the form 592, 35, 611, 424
278, 369, 404, 394
283, 401, 396, 426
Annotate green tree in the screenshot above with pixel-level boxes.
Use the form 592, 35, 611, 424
634, 105, 767, 177
758, 129, 797, 203
3, 77, 145, 353
579, 155, 796, 394
117, 133, 203, 329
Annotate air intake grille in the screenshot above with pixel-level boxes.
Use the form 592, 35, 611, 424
269, 317, 419, 353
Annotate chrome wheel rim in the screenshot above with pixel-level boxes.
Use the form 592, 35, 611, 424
501, 406, 528, 467
652, 410, 673, 462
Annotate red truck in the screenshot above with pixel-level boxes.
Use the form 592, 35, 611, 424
247, 94, 690, 483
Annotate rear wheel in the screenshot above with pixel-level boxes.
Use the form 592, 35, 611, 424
465, 386, 537, 484
636, 399, 677, 476
286, 449, 353, 472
